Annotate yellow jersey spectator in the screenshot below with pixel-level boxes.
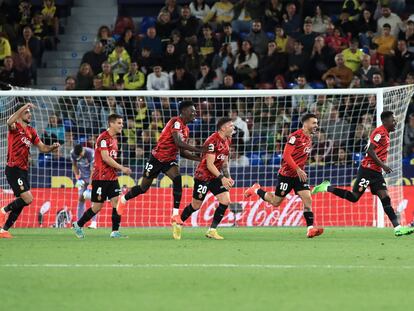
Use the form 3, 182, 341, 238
0, 35, 11, 65
107, 41, 131, 75
123, 61, 145, 90
203, 0, 233, 25
342, 39, 365, 72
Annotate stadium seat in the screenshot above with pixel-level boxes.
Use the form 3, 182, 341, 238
140, 16, 156, 34
270, 153, 282, 165
266, 32, 275, 41
352, 153, 363, 165
246, 152, 264, 166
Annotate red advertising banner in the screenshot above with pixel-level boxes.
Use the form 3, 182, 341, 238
9, 186, 412, 228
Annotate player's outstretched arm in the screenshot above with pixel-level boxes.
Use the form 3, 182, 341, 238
180, 149, 201, 162
366, 144, 392, 173
172, 132, 202, 153
7, 103, 35, 129
206, 154, 233, 190
283, 143, 307, 182
101, 150, 132, 175
36, 141, 60, 153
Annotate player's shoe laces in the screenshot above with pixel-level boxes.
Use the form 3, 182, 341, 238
394, 226, 414, 237
72, 222, 85, 239
307, 227, 324, 238
311, 180, 331, 194
0, 230, 12, 239
116, 196, 127, 216
244, 183, 261, 198
110, 231, 128, 238
171, 215, 183, 240
205, 228, 224, 240
88, 221, 97, 229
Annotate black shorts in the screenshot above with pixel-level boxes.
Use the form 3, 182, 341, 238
143, 155, 178, 179
275, 174, 310, 197
5, 166, 30, 197
353, 166, 387, 195
193, 178, 228, 201
91, 180, 121, 203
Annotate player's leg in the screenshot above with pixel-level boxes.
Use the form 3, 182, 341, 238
244, 184, 285, 207
77, 187, 86, 221
297, 189, 324, 238
109, 195, 127, 238
206, 179, 230, 240
181, 198, 203, 223
164, 165, 182, 217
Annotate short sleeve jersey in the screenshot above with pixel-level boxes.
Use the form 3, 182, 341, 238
7, 122, 40, 170
195, 132, 231, 181
361, 125, 390, 172
152, 117, 189, 162
92, 130, 119, 181
278, 129, 312, 177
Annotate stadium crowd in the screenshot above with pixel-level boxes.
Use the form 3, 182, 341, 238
1, 0, 414, 168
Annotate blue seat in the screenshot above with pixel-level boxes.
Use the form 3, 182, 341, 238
140, 16, 156, 34
270, 153, 282, 165
247, 152, 264, 166
266, 32, 275, 40
353, 153, 363, 164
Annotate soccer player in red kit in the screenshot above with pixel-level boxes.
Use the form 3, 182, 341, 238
245, 113, 324, 238
72, 114, 132, 239
174, 117, 234, 240
116, 101, 201, 229
313, 111, 414, 236
0, 103, 60, 238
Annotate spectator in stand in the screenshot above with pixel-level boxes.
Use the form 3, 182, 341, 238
42, 114, 65, 146
92, 75, 104, 90
309, 35, 335, 81
17, 1, 33, 31
31, 12, 55, 50
114, 77, 125, 90
352, 123, 368, 153
401, 20, 414, 53
325, 26, 349, 53
96, 25, 115, 57
175, 6, 200, 45
264, 0, 283, 32
119, 28, 136, 57
385, 39, 413, 83
273, 74, 286, 89
245, 19, 268, 57
234, 40, 258, 85
64, 76, 76, 90
335, 10, 358, 39
181, 44, 202, 78
230, 109, 250, 143
282, 2, 301, 36
373, 23, 396, 56
0, 33, 11, 66
203, 0, 234, 29
371, 72, 386, 87
196, 62, 219, 90
258, 40, 287, 84
149, 109, 164, 141
332, 145, 351, 166
123, 61, 145, 90
131, 96, 150, 131
232, 0, 256, 34
229, 145, 249, 167
286, 40, 309, 83
324, 74, 336, 89
0, 56, 16, 86
100, 96, 124, 129
220, 22, 240, 56
170, 63, 195, 90
342, 38, 364, 72
298, 18, 318, 56
171, 30, 187, 56
292, 74, 314, 114
320, 105, 350, 142
404, 113, 414, 157
357, 54, 379, 87
135, 46, 156, 75
122, 117, 138, 162
139, 26, 162, 57
357, 8, 376, 49
18, 26, 42, 67
198, 23, 220, 65
75, 63, 94, 90
162, 42, 180, 73
405, 72, 414, 119
107, 41, 131, 76
41, 0, 59, 41
308, 4, 330, 34
212, 43, 235, 74
342, 0, 362, 21
75, 96, 100, 135
136, 129, 155, 164
146, 64, 170, 90
97, 61, 117, 89
322, 53, 354, 88
274, 25, 288, 52
156, 10, 173, 42
190, 0, 210, 21
161, 0, 182, 23
12, 44, 32, 86
219, 73, 237, 89
377, 5, 403, 38
81, 41, 106, 75
368, 42, 385, 71
349, 73, 362, 88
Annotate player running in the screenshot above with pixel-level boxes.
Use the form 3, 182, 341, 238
71, 144, 98, 229
72, 114, 132, 238
0, 103, 60, 238
174, 117, 234, 240
312, 111, 414, 236
245, 113, 324, 238
116, 100, 201, 227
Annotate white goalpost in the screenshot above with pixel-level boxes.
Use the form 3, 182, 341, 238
0, 86, 413, 228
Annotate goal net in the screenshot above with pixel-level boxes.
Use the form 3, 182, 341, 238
0, 86, 413, 228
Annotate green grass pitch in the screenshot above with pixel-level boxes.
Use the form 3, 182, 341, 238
1, 227, 413, 311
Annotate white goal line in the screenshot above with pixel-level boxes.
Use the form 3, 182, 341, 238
1, 263, 413, 270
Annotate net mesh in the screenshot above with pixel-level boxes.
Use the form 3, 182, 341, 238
0, 86, 413, 228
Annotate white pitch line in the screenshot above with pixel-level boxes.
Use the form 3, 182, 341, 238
1, 263, 414, 269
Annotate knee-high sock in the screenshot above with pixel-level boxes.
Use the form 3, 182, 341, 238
77, 208, 96, 228
210, 204, 228, 229
381, 196, 400, 227
124, 185, 145, 201
112, 208, 121, 231
3, 203, 27, 230
181, 204, 196, 222
172, 175, 182, 211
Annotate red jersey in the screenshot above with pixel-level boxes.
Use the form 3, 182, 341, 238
152, 117, 189, 162
195, 132, 231, 182
278, 129, 312, 177
7, 122, 40, 171
361, 125, 390, 172
92, 130, 119, 181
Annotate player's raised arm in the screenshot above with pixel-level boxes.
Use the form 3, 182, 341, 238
7, 103, 35, 129
35, 141, 60, 153
101, 149, 131, 175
